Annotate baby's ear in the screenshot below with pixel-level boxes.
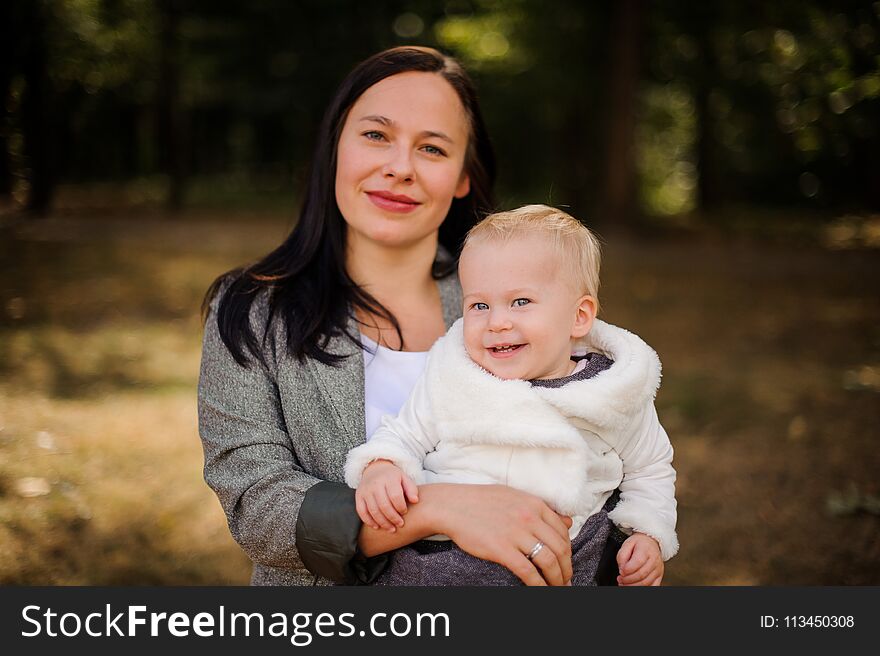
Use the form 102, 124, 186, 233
571, 295, 597, 339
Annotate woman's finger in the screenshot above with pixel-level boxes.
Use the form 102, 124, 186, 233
527, 539, 564, 586
505, 551, 548, 587
532, 509, 573, 583
541, 507, 573, 541
530, 525, 573, 585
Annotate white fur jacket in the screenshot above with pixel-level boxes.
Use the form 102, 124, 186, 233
344, 318, 679, 561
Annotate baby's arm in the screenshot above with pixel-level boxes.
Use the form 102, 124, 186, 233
356, 459, 420, 532
607, 403, 678, 569
344, 369, 441, 510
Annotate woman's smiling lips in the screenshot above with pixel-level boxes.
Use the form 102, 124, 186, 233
365, 190, 422, 213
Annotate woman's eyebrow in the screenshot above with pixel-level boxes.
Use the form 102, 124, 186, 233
358, 115, 454, 143
359, 114, 393, 126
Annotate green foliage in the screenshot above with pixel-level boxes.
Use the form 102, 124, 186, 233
48, 0, 160, 100
7, 0, 880, 218
645, 0, 880, 211
636, 83, 697, 216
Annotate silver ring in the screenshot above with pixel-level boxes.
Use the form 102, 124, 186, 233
526, 540, 545, 560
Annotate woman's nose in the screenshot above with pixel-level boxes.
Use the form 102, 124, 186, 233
382, 146, 415, 182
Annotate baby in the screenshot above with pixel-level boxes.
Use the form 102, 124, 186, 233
344, 205, 678, 586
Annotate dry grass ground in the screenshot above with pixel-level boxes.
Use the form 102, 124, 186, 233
1, 210, 877, 585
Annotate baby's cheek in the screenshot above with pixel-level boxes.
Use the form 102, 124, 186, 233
463, 341, 477, 362
462, 326, 481, 361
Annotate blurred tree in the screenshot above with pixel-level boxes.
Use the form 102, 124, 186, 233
602, 0, 644, 228
6, 0, 878, 219
158, 0, 184, 210
20, 0, 53, 215
0, 2, 17, 199
643, 0, 880, 216
435, 0, 612, 224
6, 0, 163, 213
48, 0, 161, 183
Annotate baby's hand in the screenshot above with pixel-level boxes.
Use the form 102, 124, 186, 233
616, 532, 664, 586
355, 459, 419, 532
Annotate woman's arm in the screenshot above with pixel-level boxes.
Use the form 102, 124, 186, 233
199, 297, 321, 570
358, 483, 575, 586
199, 294, 387, 583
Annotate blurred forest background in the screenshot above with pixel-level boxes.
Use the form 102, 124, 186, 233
1, 0, 878, 585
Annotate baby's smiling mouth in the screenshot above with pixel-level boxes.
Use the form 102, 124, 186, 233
489, 344, 525, 354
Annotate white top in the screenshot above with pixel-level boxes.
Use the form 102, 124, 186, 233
360, 333, 429, 439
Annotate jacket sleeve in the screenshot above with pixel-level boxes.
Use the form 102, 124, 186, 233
343, 368, 439, 487
197, 295, 387, 583
606, 403, 679, 561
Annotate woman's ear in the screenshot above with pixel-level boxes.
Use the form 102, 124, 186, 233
571, 295, 597, 339
454, 172, 470, 198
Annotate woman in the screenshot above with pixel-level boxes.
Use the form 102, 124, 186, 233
198, 46, 578, 586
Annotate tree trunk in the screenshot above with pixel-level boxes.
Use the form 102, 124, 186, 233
0, 1, 15, 198
158, 0, 185, 212
693, 29, 718, 213
21, 0, 53, 215
601, 0, 643, 229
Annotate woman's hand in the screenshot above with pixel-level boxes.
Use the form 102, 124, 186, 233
357, 483, 574, 586
616, 532, 664, 586
437, 484, 574, 586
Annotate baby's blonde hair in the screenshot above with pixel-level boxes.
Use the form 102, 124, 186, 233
462, 204, 602, 313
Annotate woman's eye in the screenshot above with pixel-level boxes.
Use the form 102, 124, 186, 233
512, 298, 530, 307
363, 130, 386, 142
421, 144, 446, 157
472, 302, 489, 311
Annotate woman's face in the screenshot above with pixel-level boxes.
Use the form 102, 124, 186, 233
335, 71, 471, 252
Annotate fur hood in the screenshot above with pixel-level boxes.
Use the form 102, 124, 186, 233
426, 318, 661, 451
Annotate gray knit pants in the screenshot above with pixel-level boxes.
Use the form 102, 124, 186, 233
373, 507, 614, 586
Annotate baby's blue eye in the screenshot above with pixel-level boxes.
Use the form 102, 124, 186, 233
473, 302, 489, 311
512, 298, 530, 307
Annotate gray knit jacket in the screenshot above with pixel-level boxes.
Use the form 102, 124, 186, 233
197, 273, 462, 585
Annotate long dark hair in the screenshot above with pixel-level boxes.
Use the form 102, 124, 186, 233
204, 46, 496, 368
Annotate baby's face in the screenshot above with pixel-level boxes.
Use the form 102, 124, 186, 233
459, 236, 592, 381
